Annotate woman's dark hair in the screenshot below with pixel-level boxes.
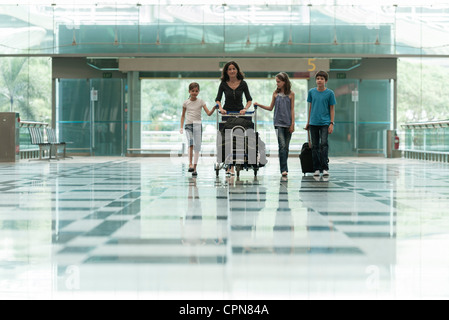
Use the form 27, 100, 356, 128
275, 72, 292, 95
221, 61, 245, 82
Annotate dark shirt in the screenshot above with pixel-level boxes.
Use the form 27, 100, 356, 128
215, 80, 253, 112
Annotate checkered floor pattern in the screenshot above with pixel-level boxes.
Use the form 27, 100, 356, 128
1, 156, 449, 299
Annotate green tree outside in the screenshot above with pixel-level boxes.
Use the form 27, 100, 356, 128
0, 57, 51, 122
397, 59, 449, 123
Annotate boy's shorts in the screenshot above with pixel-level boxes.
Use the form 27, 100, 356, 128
184, 123, 203, 153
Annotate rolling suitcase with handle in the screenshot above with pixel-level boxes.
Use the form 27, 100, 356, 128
299, 130, 314, 176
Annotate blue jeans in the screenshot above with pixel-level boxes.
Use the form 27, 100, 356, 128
309, 125, 329, 172
275, 126, 292, 173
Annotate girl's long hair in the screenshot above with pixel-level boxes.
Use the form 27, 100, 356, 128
275, 72, 292, 95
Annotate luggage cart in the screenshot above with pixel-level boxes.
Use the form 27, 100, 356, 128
214, 105, 261, 177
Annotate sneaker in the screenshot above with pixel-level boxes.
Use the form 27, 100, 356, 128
323, 170, 329, 176
313, 170, 321, 176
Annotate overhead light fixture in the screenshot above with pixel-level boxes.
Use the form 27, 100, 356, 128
201, 8, 206, 45
72, 30, 77, 46
288, 4, 293, 45
156, 0, 161, 45
375, 36, 380, 45
246, 5, 251, 46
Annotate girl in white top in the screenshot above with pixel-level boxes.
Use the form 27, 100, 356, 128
180, 82, 215, 176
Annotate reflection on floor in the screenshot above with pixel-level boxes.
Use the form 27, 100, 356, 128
1, 156, 449, 299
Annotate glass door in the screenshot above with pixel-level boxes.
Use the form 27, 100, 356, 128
90, 79, 125, 156
310, 78, 359, 157
356, 80, 392, 156
308, 77, 391, 157
57, 78, 125, 156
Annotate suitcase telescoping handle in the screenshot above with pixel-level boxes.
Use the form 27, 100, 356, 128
307, 128, 312, 148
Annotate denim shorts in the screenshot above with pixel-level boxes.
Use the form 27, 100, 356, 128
185, 123, 203, 152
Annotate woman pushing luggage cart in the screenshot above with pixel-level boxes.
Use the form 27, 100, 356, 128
214, 105, 266, 177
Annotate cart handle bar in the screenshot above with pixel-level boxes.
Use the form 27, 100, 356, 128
214, 104, 256, 115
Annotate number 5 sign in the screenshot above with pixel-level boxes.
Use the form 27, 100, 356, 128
293, 59, 329, 78
307, 58, 329, 73
308, 58, 317, 72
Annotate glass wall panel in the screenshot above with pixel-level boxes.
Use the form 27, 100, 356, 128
3, 2, 448, 56
57, 78, 124, 156
315, 78, 391, 157
57, 79, 91, 154
139, 77, 308, 155
325, 79, 358, 157
404, 125, 449, 153
91, 79, 124, 156
137, 76, 391, 157
0, 5, 54, 55
398, 58, 449, 124
358, 80, 391, 155
2, 1, 449, 159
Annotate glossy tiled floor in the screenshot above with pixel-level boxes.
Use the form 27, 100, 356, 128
1, 156, 449, 299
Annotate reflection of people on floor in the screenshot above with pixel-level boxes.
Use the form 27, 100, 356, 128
300, 176, 335, 254
215, 178, 228, 246
227, 176, 267, 254
306, 208, 335, 254
274, 177, 294, 254
180, 177, 205, 263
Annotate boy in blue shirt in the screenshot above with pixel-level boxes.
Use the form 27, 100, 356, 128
305, 71, 336, 177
